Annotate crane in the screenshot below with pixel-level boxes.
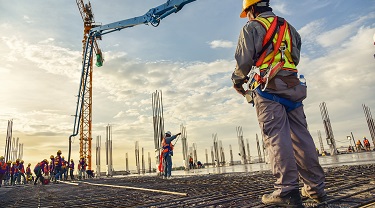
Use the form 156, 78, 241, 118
68, 0, 196, 169
75, 0, 104, 171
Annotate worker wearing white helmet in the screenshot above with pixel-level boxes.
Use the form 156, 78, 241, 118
159, 131, 181, 179
232, 0, 326, 206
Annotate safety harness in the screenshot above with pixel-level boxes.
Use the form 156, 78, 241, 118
248, 16, 302, 112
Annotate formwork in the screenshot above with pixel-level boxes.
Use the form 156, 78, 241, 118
0, 164, 374, 207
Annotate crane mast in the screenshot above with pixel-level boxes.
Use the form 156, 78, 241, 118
76, 0, 103, 170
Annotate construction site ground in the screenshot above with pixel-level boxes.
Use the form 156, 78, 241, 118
1, 162, 374, 208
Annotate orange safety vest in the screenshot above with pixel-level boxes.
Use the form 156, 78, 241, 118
364, 139, 370, 146
158, 137, 174, 172
254, 16, 297, 73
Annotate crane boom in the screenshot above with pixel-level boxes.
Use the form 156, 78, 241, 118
68, 0, 196, 169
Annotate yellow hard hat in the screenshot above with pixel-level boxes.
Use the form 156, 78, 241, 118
50, 155, 54, 159
0, 156, 4, 160
240, 0, 268, 18
57, 150, 62, 154
28, 163, 31, 166
7, 160, 12, 164
21, 160, 24, 163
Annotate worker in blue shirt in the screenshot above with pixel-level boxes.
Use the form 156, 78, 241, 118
162, 131, 181, 179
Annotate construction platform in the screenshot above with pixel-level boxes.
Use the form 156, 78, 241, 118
0, 164, 374, 207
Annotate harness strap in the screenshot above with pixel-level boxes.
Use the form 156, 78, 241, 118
255, 88, 302, 112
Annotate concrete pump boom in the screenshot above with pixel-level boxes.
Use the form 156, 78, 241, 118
68, 0, 196, 169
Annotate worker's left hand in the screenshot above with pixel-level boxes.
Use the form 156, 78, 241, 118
233, 83, 246, 96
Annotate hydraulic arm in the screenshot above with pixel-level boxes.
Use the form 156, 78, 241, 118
68, 0, 196, 167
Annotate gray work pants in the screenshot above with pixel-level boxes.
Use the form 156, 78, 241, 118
253, 77, 326, 197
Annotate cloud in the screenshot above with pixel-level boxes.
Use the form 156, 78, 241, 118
208, 40, 234, 49
272, 2, 290, 16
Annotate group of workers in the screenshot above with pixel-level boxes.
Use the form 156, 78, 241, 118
354, 137, 372, 152
0, 150, 91, 187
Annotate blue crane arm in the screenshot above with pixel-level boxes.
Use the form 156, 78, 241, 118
91, 0, 196, 36
68, 0, 196, 164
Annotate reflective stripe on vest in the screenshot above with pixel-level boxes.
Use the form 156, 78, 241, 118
254, 16, 297, 73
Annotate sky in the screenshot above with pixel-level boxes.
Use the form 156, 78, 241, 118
0, 0, 374, 172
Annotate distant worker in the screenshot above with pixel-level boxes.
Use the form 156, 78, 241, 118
189, 156, 194, 169
161, 131, 181, 179
54, 150, 63, 182
363, 137, 371, 151
4, 161, 12, 186
49, 155, 55, 180
69, 159, 75, 180
34, 159, 48, 185
18, 160, 26, 184
356, 140, 364, 152
197, 161, 203, 169
78, 156, 87, 180
0, 156, 6, 187
26, 163, 33, 184
232, 0, 326, 206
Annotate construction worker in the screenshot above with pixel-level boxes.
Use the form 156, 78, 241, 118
54, 150, 63, 182
189, 156, 194, 169
69, 159, 75, 180
0, 156, 6, 187
11, 161, 17, 185
5, 161, 12, 186
26, 163, 33, 184
49, 155, 55, 180
61, 156, 68, 180
18, 160, 26, 184
363, 137, 371, 151
356, 140, 364, 152
232, 0, 326, 206
78, 156, 87, 180
161, 131, 181, 179
34, 159, 48, 185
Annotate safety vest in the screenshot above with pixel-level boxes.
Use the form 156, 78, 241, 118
26, 166, 31, 174
55, 155, 62, 167
162, 138, 174, 153
254, 16, 297, 73
364, 139, 370, 146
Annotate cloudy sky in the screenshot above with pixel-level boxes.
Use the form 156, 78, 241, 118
0, 0, 374, 172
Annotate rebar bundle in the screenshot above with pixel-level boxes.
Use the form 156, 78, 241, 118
363, 104, 375, 147
236, 126, 247, 164
152, 90, 164, 172
320, 102, 337, 155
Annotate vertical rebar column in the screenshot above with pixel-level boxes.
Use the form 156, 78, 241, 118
236, 126, 247, 164
148, 152, 151, 173
152, 90, 164, 174
181, 124, 188, 170
135, 141, 140, 174
96, 135, 101, 177
125, 153, 129, 172
105, 125, 113, 176
193, 143, 197, 164
229, 145, 234, 165
256, 134, 263, 163
12, 137, 19, 161
18, 143, 23, 160
363, 104, 375, 148
212, 133, 220, 167
319, 102, 337, 155
246, 138, 251, 163
210, 146, 214, 165
4, 120, 13, 162
205, 149, 208, 167
219, 141, 225, 166
141, 147, 145, 174
317, 130, 325, 155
